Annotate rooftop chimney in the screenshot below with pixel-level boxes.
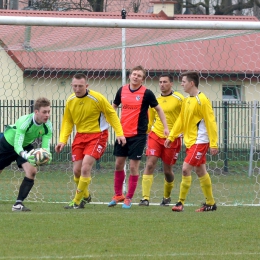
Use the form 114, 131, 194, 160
150, 1, 177, 17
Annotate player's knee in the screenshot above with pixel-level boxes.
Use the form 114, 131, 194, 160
146, 162, 155, 172
73, 170, 81, 178
164, 172, 174, 182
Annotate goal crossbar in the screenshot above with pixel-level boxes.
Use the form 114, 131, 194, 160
0, 16, 260, 30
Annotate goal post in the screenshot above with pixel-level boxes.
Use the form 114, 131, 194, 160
0, 16, 260, 206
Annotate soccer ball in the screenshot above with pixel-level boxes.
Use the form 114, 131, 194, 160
32, 148, 50, 166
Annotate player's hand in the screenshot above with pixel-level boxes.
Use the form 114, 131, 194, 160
27, 155, 37, 167
21, 151, 37, 166
47, 152, 52, 164
164, 139, 172, 148
117, 136, 126, 146
210, 148, 218, 156
55, 143, 65, 153
163, 128, 169, 138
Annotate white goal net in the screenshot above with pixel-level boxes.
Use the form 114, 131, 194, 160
0, 15, 260, 206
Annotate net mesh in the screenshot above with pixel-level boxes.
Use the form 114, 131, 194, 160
0, 21, 260, 206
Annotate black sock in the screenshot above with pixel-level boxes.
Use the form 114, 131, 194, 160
16, 177, 34, 202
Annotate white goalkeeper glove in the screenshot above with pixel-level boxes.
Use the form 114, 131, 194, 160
21, 150, 36, 167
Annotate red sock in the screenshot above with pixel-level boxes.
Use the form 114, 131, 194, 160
114, 170, 125, 196
126, 175, 139, 199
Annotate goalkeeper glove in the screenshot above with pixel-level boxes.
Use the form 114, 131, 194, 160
47, 152, 52, 164
21, 150, 36, 167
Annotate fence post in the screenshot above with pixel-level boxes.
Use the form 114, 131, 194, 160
223, 101, 229, 173
248, 100, 257, 177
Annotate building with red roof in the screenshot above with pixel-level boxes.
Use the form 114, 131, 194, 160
0, 2, 259, 103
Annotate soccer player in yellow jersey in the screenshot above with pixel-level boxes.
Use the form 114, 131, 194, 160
165, 71, 218, 212
139, 74, 184, 206
55, 73, 126, 209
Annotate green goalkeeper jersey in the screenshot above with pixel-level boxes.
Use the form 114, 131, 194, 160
4, 113, 53, 155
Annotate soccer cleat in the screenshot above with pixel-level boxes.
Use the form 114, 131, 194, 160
122, 198, 132, 209
64, 201, 80, 209
78, 195, 92, 209
139, 199, 149, 206
172, 201, 184, 212
160, 197, 171, 206
108, 194, 125, 207
12, 203, 31, 212
195, 203, 217, 212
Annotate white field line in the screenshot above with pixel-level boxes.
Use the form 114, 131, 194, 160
0, 252, 260, 259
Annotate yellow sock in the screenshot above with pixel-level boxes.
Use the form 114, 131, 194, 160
179, 175, 192, 205
142, 175, 153, 200
74, 176, 91, 205
199, 173, 215, 205
74, 176, 79, 186
74, 176, 89, 199
164, 179, 174, 198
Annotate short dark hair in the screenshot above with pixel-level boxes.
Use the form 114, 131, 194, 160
181, 71, 199, 87
159, 74, 173, 82
129, 65, 146, 80
73, 73, 87, 81
34, 97, 50, 111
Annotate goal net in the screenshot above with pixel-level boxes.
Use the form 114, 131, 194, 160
0, 16, 260, 206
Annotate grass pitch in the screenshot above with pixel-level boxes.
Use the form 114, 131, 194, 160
0, 202, 259, 260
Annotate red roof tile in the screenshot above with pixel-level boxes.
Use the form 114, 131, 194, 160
0, 10, 259, 74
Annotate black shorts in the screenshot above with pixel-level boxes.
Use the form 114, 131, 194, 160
113, 135, 146, 160
0, 135, 34, 170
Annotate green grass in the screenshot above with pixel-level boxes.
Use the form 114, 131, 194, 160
0, 202, 259, 259
0, 160, 259, 205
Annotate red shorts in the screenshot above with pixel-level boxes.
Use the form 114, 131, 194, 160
72, 130, 108, 161
146, 131, 181, 165
184, 143, 209, 166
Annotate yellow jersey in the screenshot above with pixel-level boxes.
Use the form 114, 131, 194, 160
59, 89, 123, 144
148, 91, 184, 138
168, 92, 218, 149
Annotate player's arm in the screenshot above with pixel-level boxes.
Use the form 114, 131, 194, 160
58, 103, 74, 145
201, 99, 218, 150
147, 107, 155, 134
112, 87, 122, 111
41, 121, 53, 152
12, 117, 31, 156
154, 105, 169, 137
13, 128, 36, 166
164, 104, 184, 148
164, 116, 181, 147
147, 90, 169, 137
41, 121, 53, 163
100, 96, 126, 146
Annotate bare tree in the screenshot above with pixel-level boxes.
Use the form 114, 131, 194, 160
30, 0, 104, 11
22, 0, 260, 15
132, 0, 141, 13
175, 0, 260, 15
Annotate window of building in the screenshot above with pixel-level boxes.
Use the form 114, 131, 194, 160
222, 85, 242, 102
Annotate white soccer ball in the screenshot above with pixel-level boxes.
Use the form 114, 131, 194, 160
31, 148, 50, 166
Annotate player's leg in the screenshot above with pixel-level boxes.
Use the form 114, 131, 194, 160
195, 164, 217, 212
108, 139, 128, 207
160, 163, 174, 206
139, 132, 160, 206
65, 131, 108, 209
12, 143, 36, 212
139, 155, 157, 206
72, 155, 95, 207
122, 135, 146, 209
161, 137, 181, 206
172, 161, 193, 212
12, 161, 37, 212
122, 159, 140, 209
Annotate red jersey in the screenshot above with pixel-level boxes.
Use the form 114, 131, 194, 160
114, 84, 158, 137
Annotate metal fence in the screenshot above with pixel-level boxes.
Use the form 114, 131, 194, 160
0, 100, 259, 163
